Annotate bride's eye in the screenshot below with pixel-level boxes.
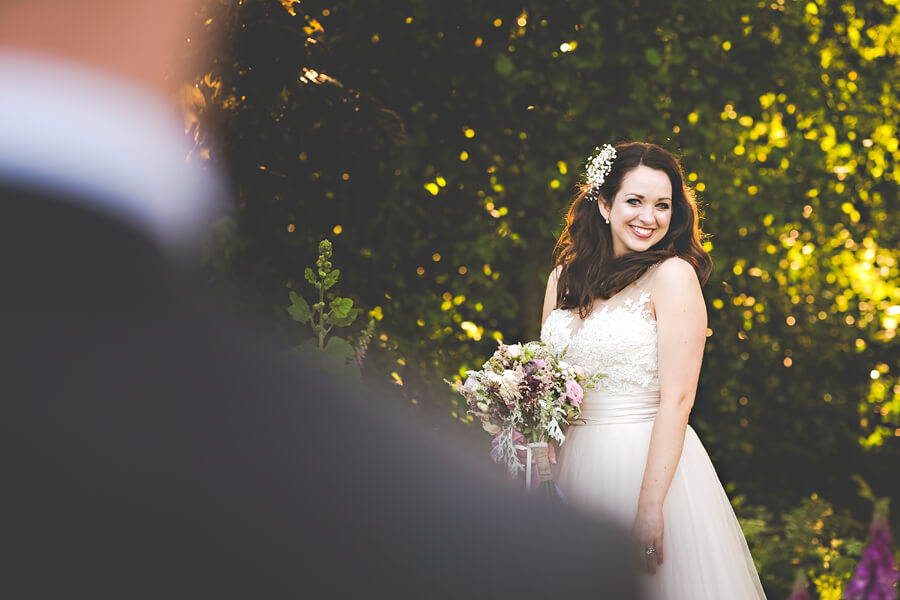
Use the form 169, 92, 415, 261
656, 202, 670, 210
626, 198, 641, 205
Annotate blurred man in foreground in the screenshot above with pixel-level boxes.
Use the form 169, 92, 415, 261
0, 1, 640, 597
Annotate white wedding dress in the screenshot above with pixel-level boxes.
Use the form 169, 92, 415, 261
541, 262, 766, 599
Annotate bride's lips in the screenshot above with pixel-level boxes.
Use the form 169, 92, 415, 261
629, 224, 655, 239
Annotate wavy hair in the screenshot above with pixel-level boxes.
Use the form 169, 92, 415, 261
553, 142, 712, 318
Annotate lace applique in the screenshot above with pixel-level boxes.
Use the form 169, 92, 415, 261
541, 291, 659, 394
622, 292, 654, 321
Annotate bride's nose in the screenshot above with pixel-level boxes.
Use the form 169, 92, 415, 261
637, 205, 655, 224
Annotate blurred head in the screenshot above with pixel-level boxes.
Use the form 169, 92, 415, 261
0, 0, 224, 264
0, 0, 203, 96
553, 142, 711, 316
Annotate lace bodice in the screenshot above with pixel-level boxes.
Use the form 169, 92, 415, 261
540, 265, 660, 395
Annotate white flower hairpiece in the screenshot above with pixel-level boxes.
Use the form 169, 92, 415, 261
584, 144, 616, 203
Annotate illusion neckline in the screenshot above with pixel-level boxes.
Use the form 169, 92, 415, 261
548, 290, 656, 341
549, 262, 662, 327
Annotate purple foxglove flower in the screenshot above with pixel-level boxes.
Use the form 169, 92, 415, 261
844, 500, 899, 600
789, 573, 812, 600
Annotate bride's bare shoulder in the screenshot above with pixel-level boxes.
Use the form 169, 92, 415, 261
650, 256, 703, 304
654, 256, 699, 283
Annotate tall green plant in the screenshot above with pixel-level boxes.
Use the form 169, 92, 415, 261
288, 239, 364, 378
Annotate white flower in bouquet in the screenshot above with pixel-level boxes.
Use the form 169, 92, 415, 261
501, 368, 520, 394
483, 370, 503, 387
481, 421, 503, 435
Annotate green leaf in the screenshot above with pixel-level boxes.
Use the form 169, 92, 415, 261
318, 337, 360, 381
644, 48, 662, 67
287, 291, 312, 323
286, 338, 322, 362
327, 307, 358, 327
323, 269, 340, 290
287, 338, 358, 382
324, 336, 356, 363
304, 267, 317, 285
495, 53, 514, 76
330, 297, 354, 318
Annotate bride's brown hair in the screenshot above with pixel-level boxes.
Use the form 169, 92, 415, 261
553, 141, 712, 318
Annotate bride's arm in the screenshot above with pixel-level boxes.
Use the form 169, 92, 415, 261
541, 265, 564, 464
634, 257, 707, 573
540, 265, 563, 327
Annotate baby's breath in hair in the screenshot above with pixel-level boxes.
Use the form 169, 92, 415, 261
584, 144, 616, 203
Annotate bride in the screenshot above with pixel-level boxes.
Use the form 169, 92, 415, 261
540, 142, 767, 599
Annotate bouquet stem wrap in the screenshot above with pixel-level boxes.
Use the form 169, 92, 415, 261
491, 431, 554, 492
524, 442, 552, 492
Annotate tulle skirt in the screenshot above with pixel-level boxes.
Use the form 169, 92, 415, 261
555, 419, 767, 599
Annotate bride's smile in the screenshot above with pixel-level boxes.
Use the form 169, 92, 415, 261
629, 224, 654, 238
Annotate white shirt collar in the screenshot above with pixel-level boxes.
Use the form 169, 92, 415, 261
0, 50, 225, 257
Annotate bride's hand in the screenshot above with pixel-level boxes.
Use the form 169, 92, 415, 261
632, 506, 664, 574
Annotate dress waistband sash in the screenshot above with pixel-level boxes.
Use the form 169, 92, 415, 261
576, 390, 660, 425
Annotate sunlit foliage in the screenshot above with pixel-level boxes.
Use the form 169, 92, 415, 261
182, 2, 900, 594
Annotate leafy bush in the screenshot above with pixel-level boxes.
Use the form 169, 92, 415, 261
738, 492, 864, 597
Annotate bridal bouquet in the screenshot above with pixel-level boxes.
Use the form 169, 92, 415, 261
446, 340, 602, 498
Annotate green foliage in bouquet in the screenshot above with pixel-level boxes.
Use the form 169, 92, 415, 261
288, 239, 373, 379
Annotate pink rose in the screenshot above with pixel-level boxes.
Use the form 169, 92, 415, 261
565, 379, 584, 407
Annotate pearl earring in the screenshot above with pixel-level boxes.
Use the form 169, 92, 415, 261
598, 204, 609, 224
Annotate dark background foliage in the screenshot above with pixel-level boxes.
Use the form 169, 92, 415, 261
178, 0, 900, 595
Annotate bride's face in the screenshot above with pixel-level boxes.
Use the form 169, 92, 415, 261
598, 165, 673, 257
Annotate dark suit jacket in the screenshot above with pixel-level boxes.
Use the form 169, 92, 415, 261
1, 188, 640, 598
